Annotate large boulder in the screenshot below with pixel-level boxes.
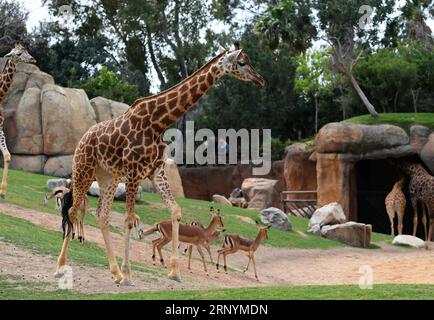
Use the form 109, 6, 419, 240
10, 155, 47, 173
308, 202, 346, 234
41, 84, 97, 155
410, 125, 430, 153
10, 87, 43, 154
316, 123, 410, 154
283, 143, 317, 199
140, 178, 156, 193
241, 178, 280, 210
90, 96, 129, 122
229, 196, 248, 208
88, 181, 142, 201
212, 194, 232, 206
165, 158, 184, 198
44, 155, 73, 177
260, 207, 292, 231
421, 133, 434, 175
320, 222, 372, 248
392, 235, 425, 248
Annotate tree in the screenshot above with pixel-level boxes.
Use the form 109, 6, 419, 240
257, 0, 397, 117
77, 66, 139, 104
0, 0, 28, 56
355, 48, 417, 113
294, 49, 332, 133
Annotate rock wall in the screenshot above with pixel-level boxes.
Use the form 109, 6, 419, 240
0, 59, 129, 177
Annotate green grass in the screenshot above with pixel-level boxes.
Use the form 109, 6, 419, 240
344, 113, 434, 132
1, 275, 433, 300
0, 168, 366, 249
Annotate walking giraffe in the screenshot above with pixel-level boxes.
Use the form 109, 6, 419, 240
55, 43, 265, 284
0, 45, 36, 198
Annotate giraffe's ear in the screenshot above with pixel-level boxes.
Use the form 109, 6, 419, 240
224, 49, 242, 63
234, 42, 240, 50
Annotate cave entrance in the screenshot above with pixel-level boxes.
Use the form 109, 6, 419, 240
356, 156, 425, 237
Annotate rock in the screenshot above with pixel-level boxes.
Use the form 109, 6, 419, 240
140, 178, 156, 193
316, 123, 409, 154
241, 178, 280, 210
44, 155, 73, 177
41, 84, 97, 155
260, 207, 292, 231
9, 155, 47, 173
421, 133, 434, 175
165, 158, 184, 198
212, 194, 232, 206
308, 202, 346, 233
320, 222, 372, 248
10, 87, 43, 154
392, 235, 426, 248
88, 181, 142, 201
283, 143, 317, 200
90, 96, 129, 122
229, 196, 248, 208
47, 178, 70, 190
410, 125, 430, 153
25, 70, 54, 91
230, 187, 243, 198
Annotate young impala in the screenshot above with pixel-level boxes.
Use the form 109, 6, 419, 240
141, 207, 224, 274
216, 223, 270, 281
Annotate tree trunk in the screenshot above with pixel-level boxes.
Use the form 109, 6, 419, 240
411, 89, 419, 113
314, 95, 319, 133
393, 91, 399, 112
348, 73, 379, 117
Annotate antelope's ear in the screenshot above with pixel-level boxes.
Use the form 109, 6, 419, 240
210, 206, 214, 211
267, 225, 271, 229
224, 49, 242, 63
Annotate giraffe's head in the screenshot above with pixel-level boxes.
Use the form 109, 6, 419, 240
4, 44, 36, 64
221, 43, 265, 87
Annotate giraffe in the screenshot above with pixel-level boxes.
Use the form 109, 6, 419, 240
385, 176, 406, 236
390, 159, 434, 241
54, 43, 265, 285
0, 44, 36, 198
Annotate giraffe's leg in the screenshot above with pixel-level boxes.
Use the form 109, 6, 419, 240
54, 183, 90, 277
119, 178, 140, 286
153, 166, 182, 281
95, 170, 123, 284
422, 202, 428, 240
386, 207, 395, 237
0, 128, 11, 199
411, 198, 418, 236
427, 205, 434, 242
397, 206, 405, 236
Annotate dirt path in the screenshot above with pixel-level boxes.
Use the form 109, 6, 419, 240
1, 202, 434, 294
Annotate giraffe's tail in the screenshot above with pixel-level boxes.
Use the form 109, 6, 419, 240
61, 188, 74, 240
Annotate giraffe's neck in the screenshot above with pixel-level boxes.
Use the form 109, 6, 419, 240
0, 59, 16, 103
130, 52, 225, 135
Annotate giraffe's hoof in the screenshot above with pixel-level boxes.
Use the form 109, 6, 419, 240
0, 194, 5, 199
120, 279, 135, 287
168, 274, 182, 282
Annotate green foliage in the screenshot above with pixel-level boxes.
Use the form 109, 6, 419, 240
0, 0, 28, 56
77, 67, 139, 104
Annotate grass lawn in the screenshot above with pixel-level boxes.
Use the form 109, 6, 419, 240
344, 112, 434, 132
0, 168, 392, 249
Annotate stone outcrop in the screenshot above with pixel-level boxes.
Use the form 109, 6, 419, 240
88, 181, 142, 201
212, 194, 232, 206
392, 235, 425, 248
421, 133, 434, 175
320, 222, 372, 248
90, 96, 129, 122
260, 207, 292, 231
44, 155, 73, 177
10, 155, 47, 173
241, 178, 280, 210
308, 202, 346, 235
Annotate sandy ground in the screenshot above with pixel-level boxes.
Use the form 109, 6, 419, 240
1, 202, 434, 294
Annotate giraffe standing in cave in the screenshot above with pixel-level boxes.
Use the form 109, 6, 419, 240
391, 159, 434, 241
385, 177, 406, 236
55, 43, 265, 285
0, 44, 36, 198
